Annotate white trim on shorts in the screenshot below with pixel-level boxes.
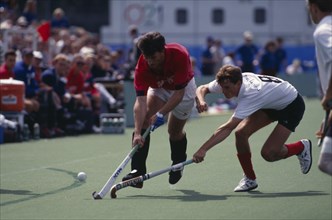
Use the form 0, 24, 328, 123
147, 77, 197, 120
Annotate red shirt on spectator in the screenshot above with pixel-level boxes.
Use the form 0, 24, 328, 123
66, 67, 84, 94
0, 63, 15, 79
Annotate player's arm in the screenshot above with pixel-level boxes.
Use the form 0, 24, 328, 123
193, 116, 242, 163
133, 95, 148, 146
158, 88, 185, 116
150, 88, 185, 131
195, 83, 210, 113
321, 68, 332, 111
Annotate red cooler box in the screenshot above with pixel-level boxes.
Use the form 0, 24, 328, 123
0, 78, 25, 112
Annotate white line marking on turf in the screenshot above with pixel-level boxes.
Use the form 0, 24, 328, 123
0, 152, 113, 177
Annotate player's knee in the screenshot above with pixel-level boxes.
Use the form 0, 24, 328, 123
261, 149, 277, 162
235, 128, 249, 140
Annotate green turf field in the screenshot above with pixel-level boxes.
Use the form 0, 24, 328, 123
1, 98, 331, 220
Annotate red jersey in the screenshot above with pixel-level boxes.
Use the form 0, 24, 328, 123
134, 43, 194, 96
0, 64, 15, 79
66, 68, 84, 94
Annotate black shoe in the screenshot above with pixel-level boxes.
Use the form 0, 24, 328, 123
169, 166, 183, 185
122, 170, 143, 188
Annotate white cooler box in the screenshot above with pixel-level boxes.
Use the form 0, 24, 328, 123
100, 113, 126, 134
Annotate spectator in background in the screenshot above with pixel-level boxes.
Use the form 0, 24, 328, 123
51, 8, 69, 29
22, 0, 37, 26
201, 36, 215, 76
41, 53, 70, 133
82, 53, 102, 127
260, 40, 278, 76
210, 39, 225, 73
286, 59, 303, 75
0, 49, 16, 79
222, 52, 236, 66
0, 6, 8, 24
190, 56, 202, 77
91, 54, 113, 79
127, 25, 141, 71
275, 37, 287, 73
236, 31, 259, 72
13, 48, 40, 114
15, 15, 28, 28
66, 53, 92, 110
32, 50, 45, 84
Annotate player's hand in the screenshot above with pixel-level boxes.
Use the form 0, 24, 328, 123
151, 112, 165, 131
133, 133, 144, 148
321, 98, 332, 111
193, 149, 206, 163
195, 97, 208, 113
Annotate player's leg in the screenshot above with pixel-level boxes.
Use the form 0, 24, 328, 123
167, 113, 188, 184
122, 94, 165, 187
260, 124, 292, 162
261, 123, 312, 174
262, 94, 311, 174
167, 88, 195, 184
234, 110, 273, 192
166, 78, 196, 184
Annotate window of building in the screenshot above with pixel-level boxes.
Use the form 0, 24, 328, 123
254, 8, 266, 24
176, 8, 187, 24
212, 8, 224, 24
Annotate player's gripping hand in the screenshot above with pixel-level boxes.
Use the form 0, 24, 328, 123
195, 97, 208, 113
193, 149, 206, 163
132, 133, 144, 148
151, 112, 165, 131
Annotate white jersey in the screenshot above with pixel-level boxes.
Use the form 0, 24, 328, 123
313, 15, 332, 95
208, 72, 298, 119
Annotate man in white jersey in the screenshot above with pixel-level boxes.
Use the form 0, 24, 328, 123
193, 65, 312, 192
307, 0, 332, 176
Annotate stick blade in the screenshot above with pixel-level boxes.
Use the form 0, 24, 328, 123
110, 187, 117, 199
92, 191, 103, 200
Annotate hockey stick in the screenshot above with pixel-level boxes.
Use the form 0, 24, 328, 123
92, 126, 152, 199
318, 100, 332, 147
110, 159, 194, 198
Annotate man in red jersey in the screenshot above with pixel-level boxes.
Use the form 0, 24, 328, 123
122, 32, 197, 187
0, 50, 16, 79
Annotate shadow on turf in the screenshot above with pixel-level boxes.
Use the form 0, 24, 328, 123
244, 190, 330, 198
122, 189, 227, 201
0, 167, 84, 207
121, 189, 329, 201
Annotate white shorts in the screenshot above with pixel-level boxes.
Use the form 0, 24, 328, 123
147, 77, 197, 120
321, 137, 332, 154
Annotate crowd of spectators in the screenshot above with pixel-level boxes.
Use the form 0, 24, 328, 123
199, 31, 289, 77
0, 1, 303, 143
0, 0, 130, 141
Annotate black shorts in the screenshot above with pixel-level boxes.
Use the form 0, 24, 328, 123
262, 94, 305, 132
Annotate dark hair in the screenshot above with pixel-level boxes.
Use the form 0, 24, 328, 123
264, 40, 276, 50
276, 37, 283, 44
308, 0, 332, 12
137, 31, 165, 57
216, 65, 242, 84
4, 49, 16, 59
